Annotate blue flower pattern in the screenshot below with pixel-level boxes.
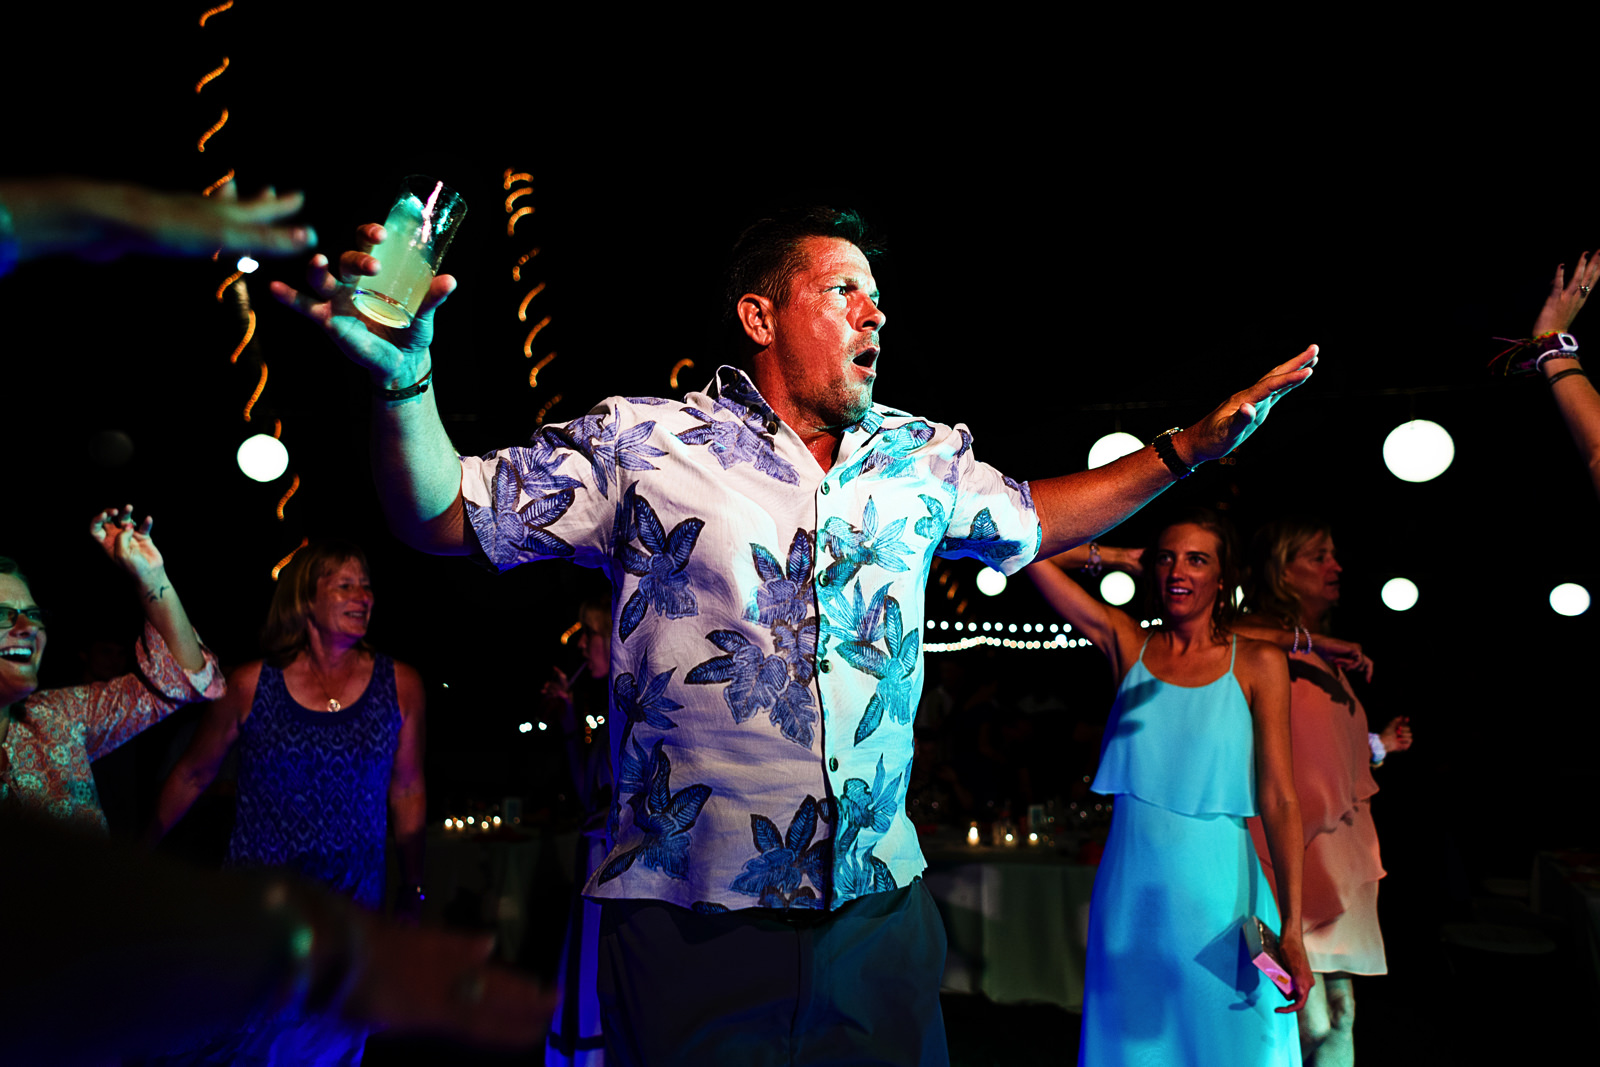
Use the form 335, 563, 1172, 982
614, 484, 705, 642
458, 369, 1038, 910
729, 795, 831, 909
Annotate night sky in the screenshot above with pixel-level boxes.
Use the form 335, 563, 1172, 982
8, 13, 1593, 857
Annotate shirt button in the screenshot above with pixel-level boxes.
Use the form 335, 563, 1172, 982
818, 660, 831, 673
820, 483, 831, 495
829, 757, 839, 772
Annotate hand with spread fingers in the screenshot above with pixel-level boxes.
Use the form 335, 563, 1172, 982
1182, 345, 1320, 465
89, 505, 167, 592
270, 224, 454, 390
87, 504, 207, 674
1532, 252, 1600, 338
1, 178, 315, 264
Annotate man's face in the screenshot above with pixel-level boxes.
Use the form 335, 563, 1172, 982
763, 237, 886, 430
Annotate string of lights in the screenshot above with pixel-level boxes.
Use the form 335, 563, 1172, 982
502, 169, 558, 403
192, 2, 302, 575
922, 617, 1161, 653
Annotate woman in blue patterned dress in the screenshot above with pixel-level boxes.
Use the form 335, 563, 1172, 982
150, 541, 426, 1066
1029, 511, 1312, 1066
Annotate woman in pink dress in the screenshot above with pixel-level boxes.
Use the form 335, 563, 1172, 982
1237, 520, 1412, 1066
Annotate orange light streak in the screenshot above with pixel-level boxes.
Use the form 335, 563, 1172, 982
271, 537, 309, 581
505, 187, 532, 212
507, 206, 534, 235
559, 620, 581, 645
516, 282, 546, 321
214, 271, 243, 302
275, 474, 300, 521
199, 1, 234, 25
528, 353, 556, 388
503, 170, 532, 189
669, 359, 695, 390
228, 308, 257, 363
201, 170, 235, 197
272, 418, 282, 438
522, 317, 552, 356
536, 394, 564, 423
197, 109, 228, 152
511, 247, 540, 281
195, 57, 229, 92
243, 363, 268, 421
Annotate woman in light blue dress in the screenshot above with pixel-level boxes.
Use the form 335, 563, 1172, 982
1030, 510, 1312, 1066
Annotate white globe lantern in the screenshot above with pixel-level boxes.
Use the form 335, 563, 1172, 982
1380, 577, 1419, 612
976, 567, 1008, 597
1100, 571, 1136, 606
1550, 583, 1591, 617
1087, 432, 1144, 470
237, 433, 289, 482
1383, 420, 1455, 483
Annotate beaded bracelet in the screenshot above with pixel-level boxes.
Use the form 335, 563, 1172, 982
1490, 331, 1580, 376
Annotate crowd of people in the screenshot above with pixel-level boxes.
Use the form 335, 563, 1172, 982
2, 172, 1593, 1066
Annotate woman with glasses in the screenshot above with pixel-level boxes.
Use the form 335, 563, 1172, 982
1, 507, 221, 833
150, 540, 425, 1064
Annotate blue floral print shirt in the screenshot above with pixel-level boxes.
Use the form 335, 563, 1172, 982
460, 367, 1040, 912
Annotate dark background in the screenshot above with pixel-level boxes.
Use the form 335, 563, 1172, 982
6, 10, 1591, 912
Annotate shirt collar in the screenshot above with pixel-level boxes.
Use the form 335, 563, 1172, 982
703, 365, 886, 440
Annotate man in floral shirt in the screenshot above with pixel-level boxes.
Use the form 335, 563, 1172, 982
278, 207, 1317, 1065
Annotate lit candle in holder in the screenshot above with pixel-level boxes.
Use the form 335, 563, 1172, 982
1028, 832, 1039, 846
967, 823, 980, 846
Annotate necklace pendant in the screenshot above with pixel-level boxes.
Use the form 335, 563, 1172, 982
327, 698, 342, 713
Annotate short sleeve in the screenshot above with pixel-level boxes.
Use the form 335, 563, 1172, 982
81, 622, 225, 760
460, 397, 669, 574
934, 426, 1041, 576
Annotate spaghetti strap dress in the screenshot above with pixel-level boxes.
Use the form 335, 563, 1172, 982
1079, 636, 1299, 1067
1247, 653, 1387, 976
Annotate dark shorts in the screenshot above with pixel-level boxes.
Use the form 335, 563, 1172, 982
597, 881, 949, 1067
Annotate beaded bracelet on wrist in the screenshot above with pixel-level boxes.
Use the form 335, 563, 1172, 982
1490, 331, 1580, 377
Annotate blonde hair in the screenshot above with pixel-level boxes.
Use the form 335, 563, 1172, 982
260, 541, 372, 666
1244, 517, 1332, 630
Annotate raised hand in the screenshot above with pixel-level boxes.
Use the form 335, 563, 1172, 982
89, 506, 166, 589
1532, 253, 1600, 337
1183, 345, 1319, 465
270, 223, 455, 387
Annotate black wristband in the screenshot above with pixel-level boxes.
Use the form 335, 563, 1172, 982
1152, 427, 1194, 480
375, 368, 433, 402
1548, 368, 1588, 388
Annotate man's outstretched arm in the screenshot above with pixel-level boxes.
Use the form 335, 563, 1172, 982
271, 226, 470, 555
1031, 345, 1318, 558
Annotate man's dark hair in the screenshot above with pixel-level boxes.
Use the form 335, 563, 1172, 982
722, 206, 885, 349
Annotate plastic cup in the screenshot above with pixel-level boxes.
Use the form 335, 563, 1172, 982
351, 175, 467, 328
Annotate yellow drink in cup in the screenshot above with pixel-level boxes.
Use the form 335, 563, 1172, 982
351, 176, 467, 328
